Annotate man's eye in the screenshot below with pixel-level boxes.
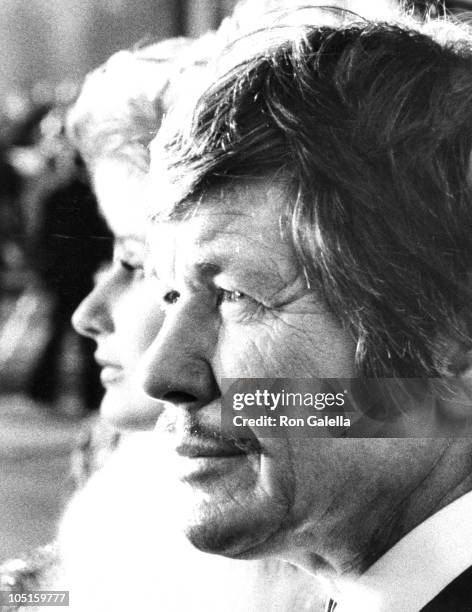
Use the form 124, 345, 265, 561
216, 288, 267, 321
217, 289, 247, 305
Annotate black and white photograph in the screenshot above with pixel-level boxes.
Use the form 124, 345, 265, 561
1, 1, 472, 610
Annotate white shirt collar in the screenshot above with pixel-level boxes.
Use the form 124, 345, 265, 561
333, 490, 472, 612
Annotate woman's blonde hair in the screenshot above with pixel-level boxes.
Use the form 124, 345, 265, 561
66, 38, 193, 173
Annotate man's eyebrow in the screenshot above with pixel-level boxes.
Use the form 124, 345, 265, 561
192, 255, 282, 287
195, 262, 221, 277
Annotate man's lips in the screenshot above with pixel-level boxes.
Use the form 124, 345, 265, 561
155, 412, 262, 482
168, 435, 260, 483
155, 404, 262, 469
176, 438, 253, 458
172, 422, 262, 457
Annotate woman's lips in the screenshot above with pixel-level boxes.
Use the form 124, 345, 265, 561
100, 365, 125, 385
95, 356, 125, 386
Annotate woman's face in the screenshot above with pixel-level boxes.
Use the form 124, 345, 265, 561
72, 158, 164, 430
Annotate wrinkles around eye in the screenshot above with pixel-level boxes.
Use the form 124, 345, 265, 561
218, 290, 268, 324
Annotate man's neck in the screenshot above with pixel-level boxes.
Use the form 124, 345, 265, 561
289, 440, 472, 582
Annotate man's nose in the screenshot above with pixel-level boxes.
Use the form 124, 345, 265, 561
72, 281, 113, 340
140, 303, 219, 409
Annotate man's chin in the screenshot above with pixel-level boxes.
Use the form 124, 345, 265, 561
180, 493, 289, 559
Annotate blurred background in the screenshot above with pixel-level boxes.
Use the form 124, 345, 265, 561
0, 0, 243, 565
0, 0, 471, 568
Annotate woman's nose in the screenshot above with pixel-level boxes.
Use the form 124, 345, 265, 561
72, 282, 114, 340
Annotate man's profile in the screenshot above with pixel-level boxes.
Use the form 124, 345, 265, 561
144, 18, 472, 611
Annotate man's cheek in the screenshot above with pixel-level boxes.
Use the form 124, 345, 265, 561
272, 311, 357, 378
213, 326, 282, 378
212, 312, 340, 379
247, 314, 323, 377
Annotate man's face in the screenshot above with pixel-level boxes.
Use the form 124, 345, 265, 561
141, 179, 420, 566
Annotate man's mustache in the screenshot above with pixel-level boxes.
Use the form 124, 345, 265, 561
155, 404, 261, 453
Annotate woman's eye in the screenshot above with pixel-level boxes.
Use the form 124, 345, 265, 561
113, 237, 146, 277
119, 259, 144, 275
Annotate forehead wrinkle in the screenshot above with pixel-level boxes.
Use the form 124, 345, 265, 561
161, 180, 295, 287
180, 184, 287, 252
190, 212, 258, 249
194, 222, 287, 255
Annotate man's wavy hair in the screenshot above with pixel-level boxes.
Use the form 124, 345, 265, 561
153, 21, 472, 379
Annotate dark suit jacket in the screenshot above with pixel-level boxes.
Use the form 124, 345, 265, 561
421, 565, 472, 611
326, 566, 472, 611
